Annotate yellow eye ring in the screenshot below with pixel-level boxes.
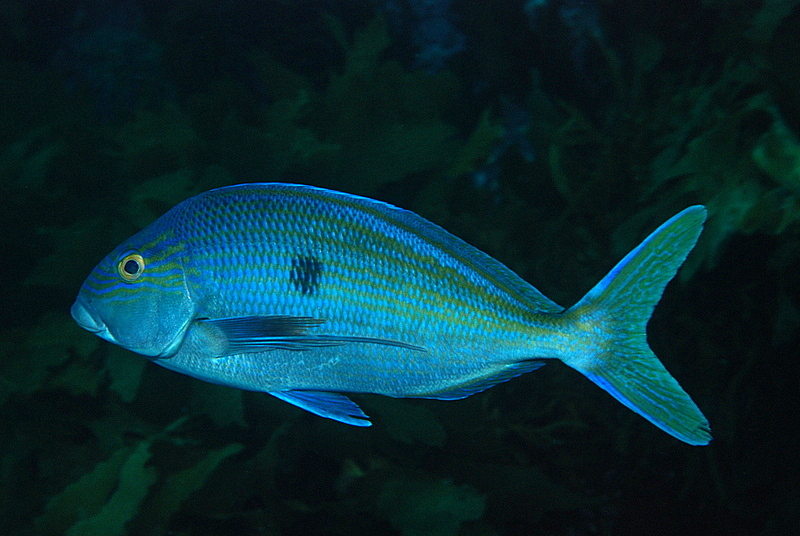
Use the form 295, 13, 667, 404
118, 252, 145, 281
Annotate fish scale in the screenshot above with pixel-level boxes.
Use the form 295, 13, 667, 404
186, 186, 525, 345
72, 183, 712, 444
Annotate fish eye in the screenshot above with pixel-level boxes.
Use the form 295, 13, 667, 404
118, 252, 145, 282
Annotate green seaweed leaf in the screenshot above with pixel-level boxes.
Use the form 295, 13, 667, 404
65, 440, 157, 536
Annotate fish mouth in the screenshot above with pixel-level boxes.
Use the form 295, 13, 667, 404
70, 298, 115, 343
71, 298, 102, 332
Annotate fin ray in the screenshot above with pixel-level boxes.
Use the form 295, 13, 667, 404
269, 390, 371, 426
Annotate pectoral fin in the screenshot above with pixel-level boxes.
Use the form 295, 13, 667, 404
269, 390, 371, 426
196, 315, 425, 355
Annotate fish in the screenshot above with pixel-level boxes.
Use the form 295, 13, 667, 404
71, 183, 711, 445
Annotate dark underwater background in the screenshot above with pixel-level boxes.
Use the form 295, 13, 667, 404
1, 1, 798, 534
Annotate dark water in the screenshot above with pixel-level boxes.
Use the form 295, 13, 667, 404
1, 1, 798, 534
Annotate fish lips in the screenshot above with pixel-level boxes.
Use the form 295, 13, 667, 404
71, 298, 109, 337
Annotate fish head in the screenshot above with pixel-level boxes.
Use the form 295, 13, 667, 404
71, 225, 197, 358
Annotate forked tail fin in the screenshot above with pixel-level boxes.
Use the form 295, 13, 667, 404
563, 206, 711, 445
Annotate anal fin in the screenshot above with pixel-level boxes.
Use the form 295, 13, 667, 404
414, 360, 547, 400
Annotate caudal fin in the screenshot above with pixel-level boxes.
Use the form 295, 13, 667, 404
563, 206, 712, 445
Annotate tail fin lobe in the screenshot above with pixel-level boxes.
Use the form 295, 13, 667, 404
581, 344, 712, 445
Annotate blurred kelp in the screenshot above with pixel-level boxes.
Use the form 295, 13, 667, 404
33, 416, 243, 536
53, 1, 172, 121
2, 1, 800, 535
245, 13, 463, 192
536, 1, 800, 282
382, 0, 466, 73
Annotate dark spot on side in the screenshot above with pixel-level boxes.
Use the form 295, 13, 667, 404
290, 255, 323, 295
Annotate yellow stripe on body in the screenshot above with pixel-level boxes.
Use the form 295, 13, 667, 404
188, 188, 543, 325
189, 201, 529, 335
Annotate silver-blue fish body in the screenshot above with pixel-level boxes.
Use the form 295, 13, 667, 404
72, 183, 712, 444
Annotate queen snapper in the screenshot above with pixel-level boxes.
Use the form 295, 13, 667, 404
71, 183, 711, 445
